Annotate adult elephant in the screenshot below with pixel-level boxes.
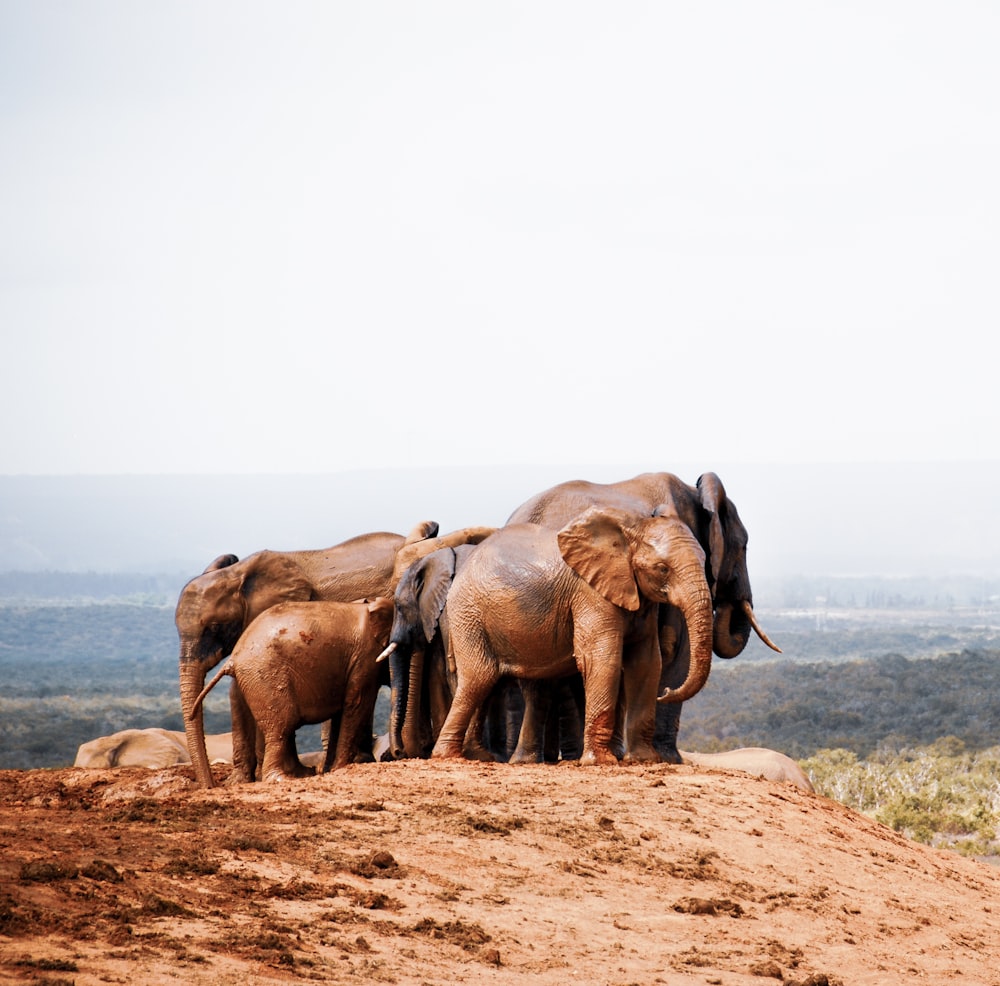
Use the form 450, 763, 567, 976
377, 542, 524, 761
378, 543, 473, 761
433, 503, 714, 765
74, 728, 233, 769
505, 471, 780, 762
678, 748, 815, 793
176, 520, 495, 787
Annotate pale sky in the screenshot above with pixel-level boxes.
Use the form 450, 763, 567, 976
2, 2, 998, 476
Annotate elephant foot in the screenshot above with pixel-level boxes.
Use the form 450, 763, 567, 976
462, 742, 498, 763
622, 743, 662, 765
271, 758, 316, 779
431, 742, 464, 759
654, 744, 683, 765
507, 747, 544, 765
579, 746, 620, 766
225, 769, 254, 786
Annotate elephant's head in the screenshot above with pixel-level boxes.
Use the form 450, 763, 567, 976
380, 545, 473, 760
557, 503, 715, 704
176, 551, 314, 788
695, 473, 780, 659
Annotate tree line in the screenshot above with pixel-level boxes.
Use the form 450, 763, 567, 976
3, 598, 999, 858
1, 599, 997, 769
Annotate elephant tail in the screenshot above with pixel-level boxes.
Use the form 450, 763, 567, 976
190, 661, 233, 715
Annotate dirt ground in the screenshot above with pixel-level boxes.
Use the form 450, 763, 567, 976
1, 758, 999, 986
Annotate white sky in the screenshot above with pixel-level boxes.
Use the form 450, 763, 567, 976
2, 2, 998, 476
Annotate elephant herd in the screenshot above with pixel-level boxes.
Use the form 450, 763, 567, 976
173, 470, 781, 789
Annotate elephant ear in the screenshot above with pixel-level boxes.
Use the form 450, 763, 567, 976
366, 597, 396, 641
239, 552, 314, 621
557, 507, 641, 612
696, 472, 726, 586
418, 548, 457, 642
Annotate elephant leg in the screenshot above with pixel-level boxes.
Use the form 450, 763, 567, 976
320, 719, 333, 762
610, 682, 627, 761
480, 687, 502, 758
432, 669, 500, 761
653, 618, 690, 764
261, 726, 314, 782
509, 679, 550, 764
504, 681, 525, 760
427, 647, 454, 754
227, 683, 257, 785
463, 700, 496, 762
575, 632, 625, 766
320, 711, 343, 773
654, 702, 683, 765
543, 682, 562, 763
332, 675, 379, 770
620, 633, 662, 764
481, 679, 522, 761
557, 675, 585, 761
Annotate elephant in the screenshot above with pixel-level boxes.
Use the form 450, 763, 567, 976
176, 519, 495, 787
191, 597, 394, 783
378, 543, 474, 761
377, 541, 528, 762
505, 471, 780, 762
74, 728, 233, 769
678, 748, 815, 793
432, 503, 714, 766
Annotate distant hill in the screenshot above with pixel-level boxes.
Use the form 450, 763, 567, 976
1, 461, 998, 579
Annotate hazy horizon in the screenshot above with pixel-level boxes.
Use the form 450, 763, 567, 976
1, 460, 997, 581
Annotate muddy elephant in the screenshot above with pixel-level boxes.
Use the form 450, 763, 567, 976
192, 597, 394, 783
506, 471, 779, 762
176, 520, 495, 787
74, 728, 233, 769
433, 503, 714, 765
377, 541, 526, 761
378, 543, 474, 760
679, 748, 815, 793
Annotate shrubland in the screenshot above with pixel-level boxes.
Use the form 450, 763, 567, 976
1, 575, 999, 859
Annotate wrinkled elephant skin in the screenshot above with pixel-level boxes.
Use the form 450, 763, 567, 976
434, 506, 713, 766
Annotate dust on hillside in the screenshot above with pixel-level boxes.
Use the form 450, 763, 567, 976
1, 758, 999, 986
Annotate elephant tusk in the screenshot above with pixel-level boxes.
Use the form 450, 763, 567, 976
743, 600, 782, 653
376, 641, 397, 664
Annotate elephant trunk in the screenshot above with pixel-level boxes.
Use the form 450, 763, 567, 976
714, 599, 781, 658
386, 643, 408, 760
180, 659, 215, 788
400, 647, 426, 758
657, 564, 715, 705
712, 600, 750, 659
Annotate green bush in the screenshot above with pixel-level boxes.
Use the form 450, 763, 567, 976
803, 740, 1000, 857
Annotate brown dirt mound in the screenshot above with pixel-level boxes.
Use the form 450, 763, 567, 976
1, 759, 998, 985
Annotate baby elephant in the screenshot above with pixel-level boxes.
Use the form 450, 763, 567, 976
193, 597, 393, 783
